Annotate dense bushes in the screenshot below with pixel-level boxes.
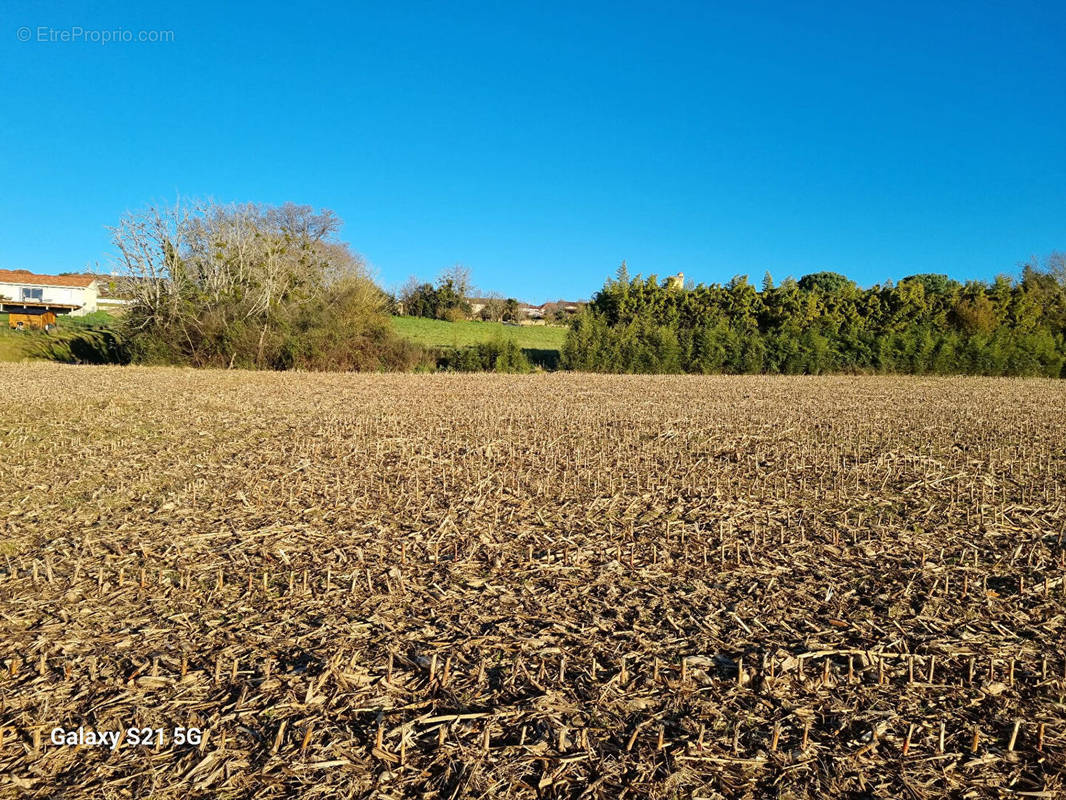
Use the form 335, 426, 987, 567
436, 339, 531, 373
563, 258, 1066, 376
277, 281, 427, 371
111, 202, 420, 371
562, 314, 681, 373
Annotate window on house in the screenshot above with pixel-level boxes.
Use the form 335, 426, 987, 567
21, 287, 43, 301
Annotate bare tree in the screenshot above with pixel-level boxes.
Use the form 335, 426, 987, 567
109, 201, 197, 345
109, 200, 369, 367
437, 263, 472, 299
478, 291, 507, 322
396, 275, 425, 313
1048, 251, 1066, 286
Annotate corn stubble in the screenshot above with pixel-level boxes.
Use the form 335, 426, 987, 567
0, 364, 1064, 798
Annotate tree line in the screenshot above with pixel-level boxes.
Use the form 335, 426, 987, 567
396, 268, 529, 323
40, 199, 1064, 376
562, 260, 1066, 376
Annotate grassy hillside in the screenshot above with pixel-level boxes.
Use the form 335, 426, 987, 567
0, 311, 119, 362
391, 316, 567, 368
0, 315, 34, 362
0, 331, 33, 362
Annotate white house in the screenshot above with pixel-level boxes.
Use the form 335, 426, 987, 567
0, 269, 99, 317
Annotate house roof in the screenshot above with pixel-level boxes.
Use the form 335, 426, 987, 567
0, 269, 96, 289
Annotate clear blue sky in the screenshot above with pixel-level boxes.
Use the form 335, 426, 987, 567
2, 1, 1063, 302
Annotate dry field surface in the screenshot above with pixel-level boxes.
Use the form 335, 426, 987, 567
1, 364, 1065, 799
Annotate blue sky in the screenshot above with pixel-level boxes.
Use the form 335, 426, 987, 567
2, 0, 1063, 302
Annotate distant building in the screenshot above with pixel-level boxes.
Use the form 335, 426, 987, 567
0, 269, 99, 328
466, 297, 494, 315
458, 295, 585, 323
665, 272, 685, 290
519, 303, 545, 320
93, 273, 131, 313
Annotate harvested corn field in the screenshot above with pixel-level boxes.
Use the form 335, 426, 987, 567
1, 364, 1065, 799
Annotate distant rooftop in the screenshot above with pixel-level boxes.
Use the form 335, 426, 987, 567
0, 269, 97, 289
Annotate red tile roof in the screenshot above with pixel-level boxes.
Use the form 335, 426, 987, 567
0, 269, 97, 288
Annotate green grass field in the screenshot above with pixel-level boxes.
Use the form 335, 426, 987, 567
391, 316, 568, 369
391, 316, 567, 348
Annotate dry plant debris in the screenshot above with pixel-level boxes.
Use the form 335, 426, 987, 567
0, 364, 1064, 799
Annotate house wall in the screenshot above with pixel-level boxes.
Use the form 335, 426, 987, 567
0, 280, 97, 315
